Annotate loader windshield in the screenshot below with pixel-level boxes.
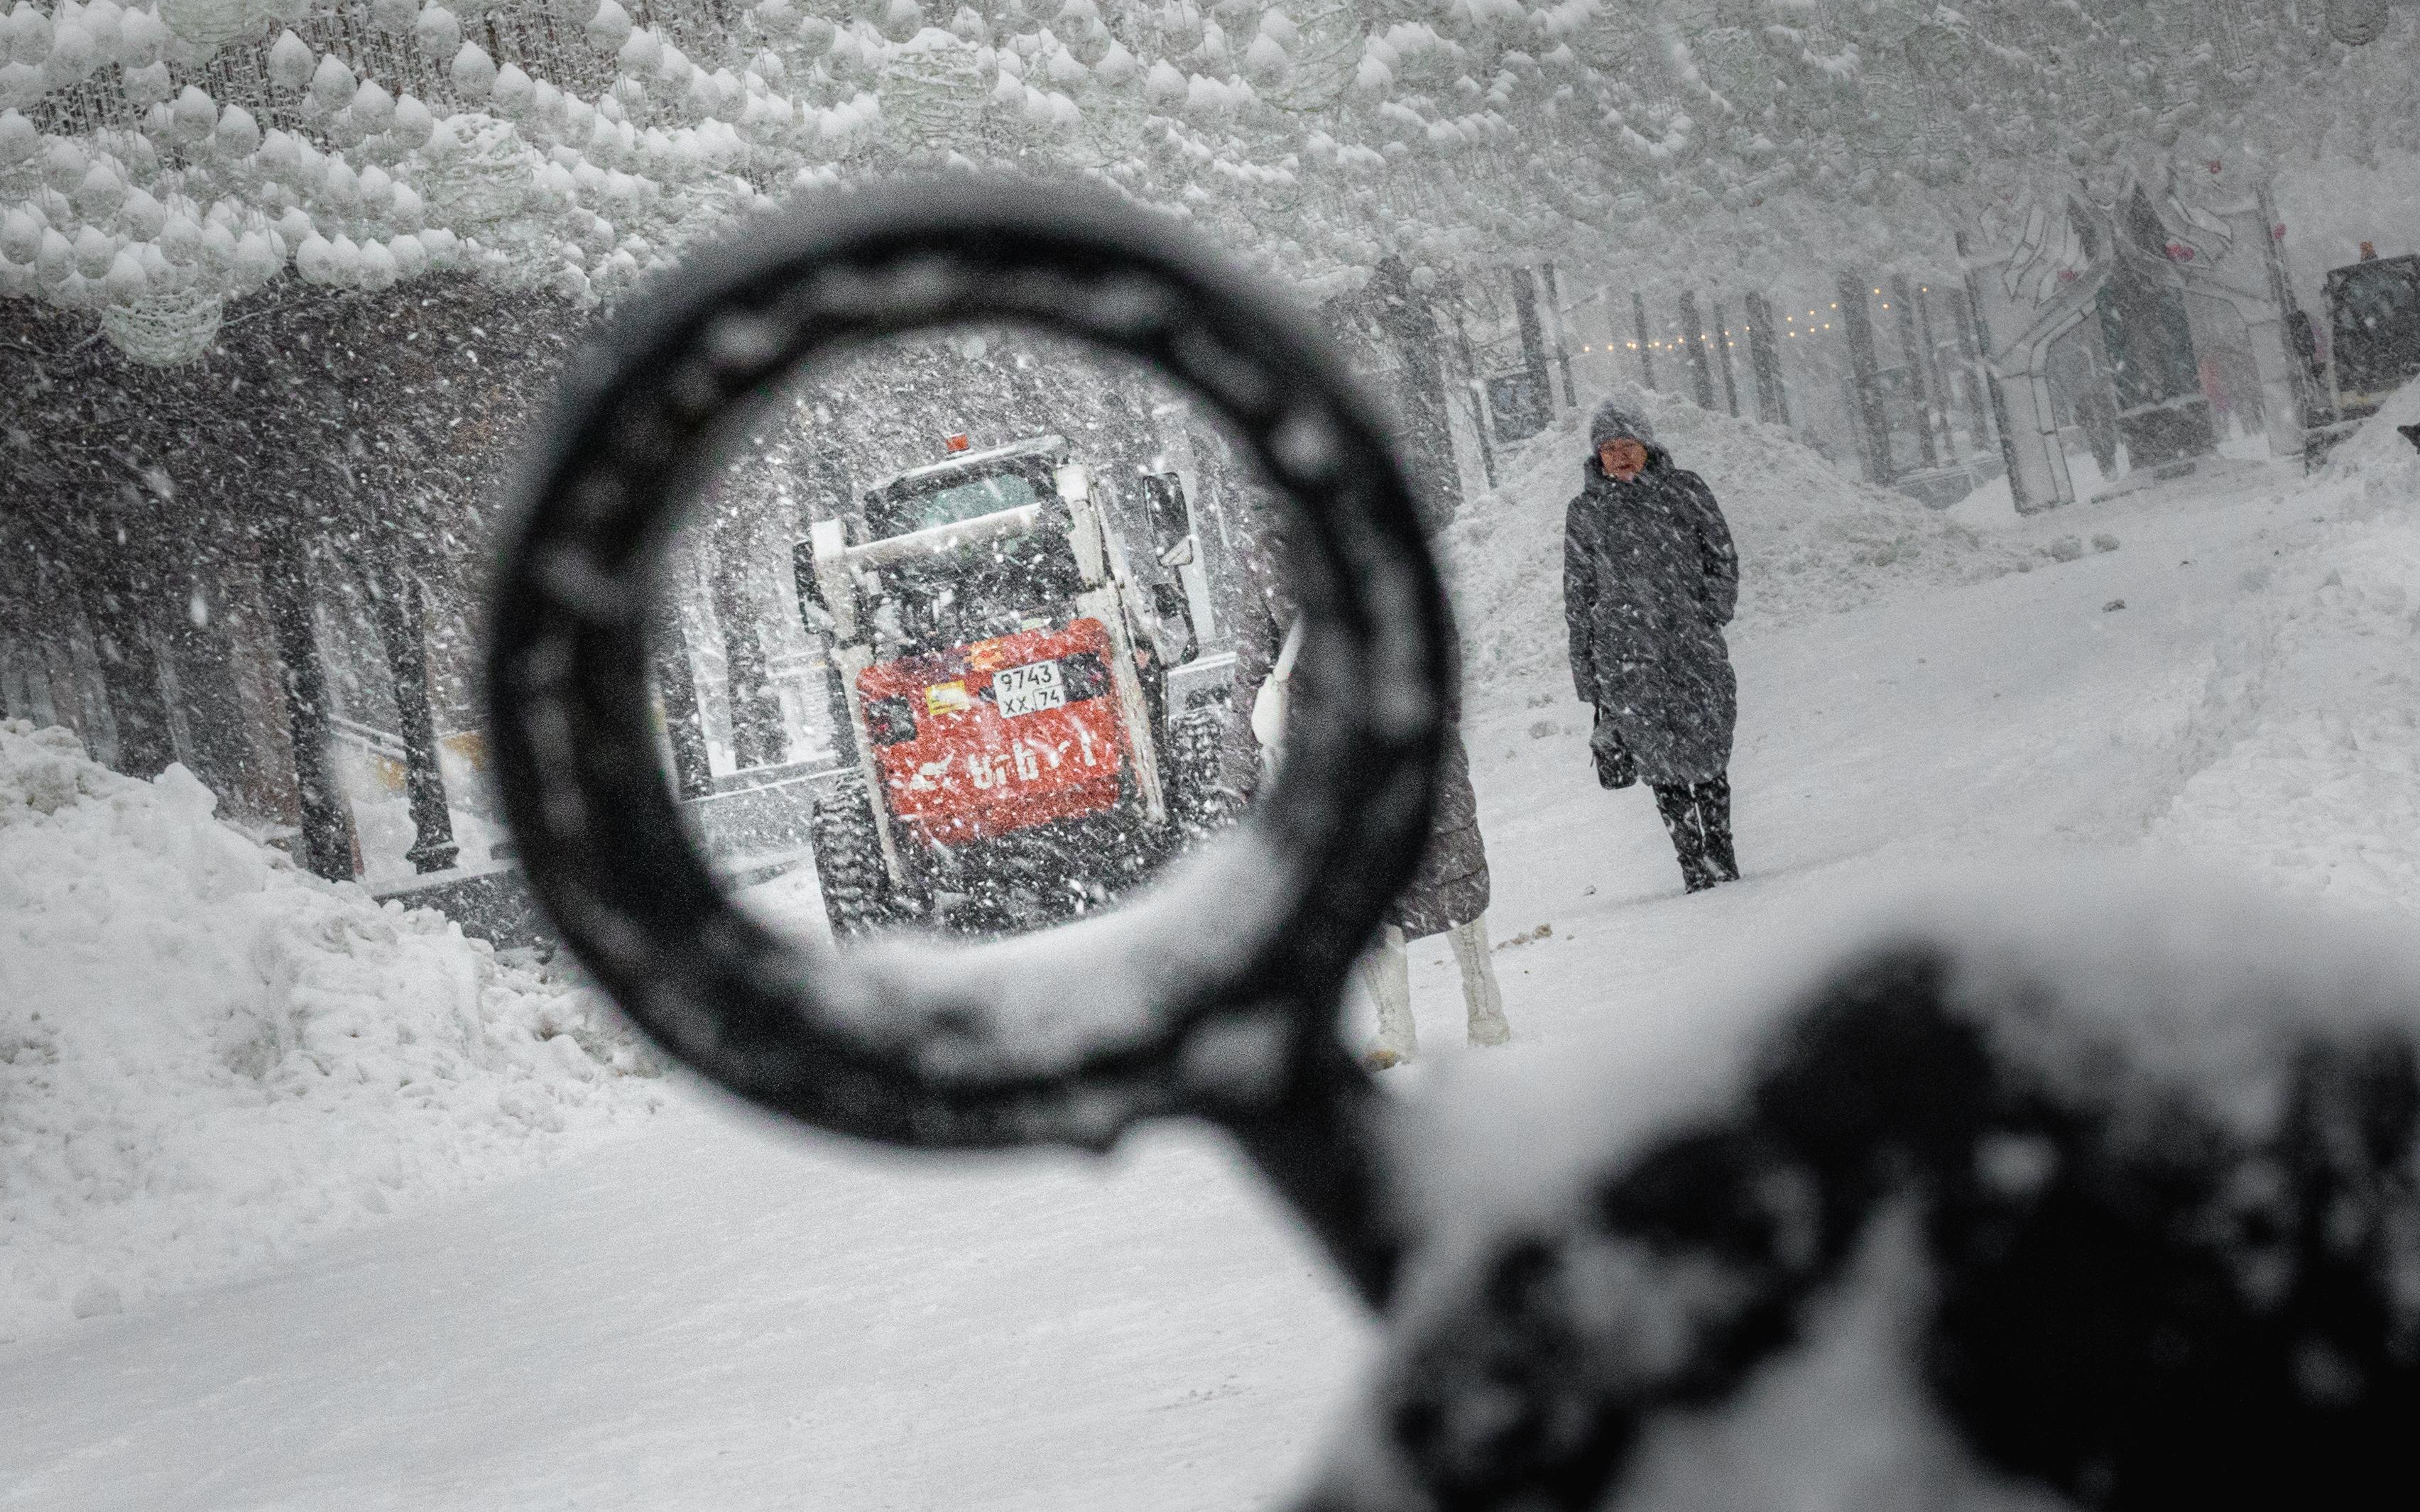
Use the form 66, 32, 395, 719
859, 459, 1082, 647
872, 466, 1048, 538
881, 532, 1084, 648
885, 473, 1045, 539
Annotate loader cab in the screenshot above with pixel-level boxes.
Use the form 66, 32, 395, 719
805, 437, 1093, 655
790, 432, 1233, 938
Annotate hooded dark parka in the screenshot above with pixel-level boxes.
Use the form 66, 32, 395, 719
1564, 422, 1740, 787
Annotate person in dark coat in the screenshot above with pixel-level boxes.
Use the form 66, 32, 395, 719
1564, 401, 1742, 892
1223, 500, 1508, 1066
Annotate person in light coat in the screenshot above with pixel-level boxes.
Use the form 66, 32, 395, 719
1226, 507, 1508, 1067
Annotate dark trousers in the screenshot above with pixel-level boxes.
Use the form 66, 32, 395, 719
1651, 774, 1739, 892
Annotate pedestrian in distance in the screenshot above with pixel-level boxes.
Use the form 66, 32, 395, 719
1564, 401, 1743, 893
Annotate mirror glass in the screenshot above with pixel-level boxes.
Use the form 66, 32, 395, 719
653, 322, 1288, 947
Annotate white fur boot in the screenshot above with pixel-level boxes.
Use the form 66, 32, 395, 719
1359, 925, 1416, 1068
1451, 915, 1510, 1046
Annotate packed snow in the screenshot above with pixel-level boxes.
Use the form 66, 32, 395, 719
15, 394, 2420, 1507
0, 722, 668, 1343
2144, 378, 2420, 916
351, 792, 510, 886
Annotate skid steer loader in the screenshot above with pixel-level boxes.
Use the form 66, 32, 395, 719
795, 434, 1236, 936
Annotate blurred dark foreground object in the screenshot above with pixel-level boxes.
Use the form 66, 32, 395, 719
1312, 881, 2420, 1512
482, 182, 2418, 1512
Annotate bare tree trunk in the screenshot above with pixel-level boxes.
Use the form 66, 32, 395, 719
161, 561, 269, 812
1373, 256, 1461, 530
259, 533, 356, 882
1839, 272, 1895, 484
651, 606, 716, 800
708, 515, 788, 772
213, 560, 305, 826
1509, 265, 1553, 407
1711, 299, 1742, 417
1541, 262, 1579, 410
1892, 275, 1941, 470
1632, 292, 1658, 391
1745, 292, 1792, 426
76, 558, 179, 779
1679, 290, 1717, 410
1912, 283, 1959, 459
1446, 278, 1497, 491
364, 552, 459, 874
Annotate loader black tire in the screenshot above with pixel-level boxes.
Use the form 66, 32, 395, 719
1165, 697, 1239, 846
811, 777, 898, 938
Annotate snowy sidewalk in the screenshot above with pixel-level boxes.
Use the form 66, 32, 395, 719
3, 456, 2397, 1511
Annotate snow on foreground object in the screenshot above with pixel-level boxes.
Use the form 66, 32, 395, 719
1331, 871, 2420, 1512
1444, 388, 2027, 681
0, 722, 667, 1342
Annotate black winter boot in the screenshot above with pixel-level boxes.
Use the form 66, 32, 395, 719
1652, 782, 1720, 893
1695, 776, 1740, 882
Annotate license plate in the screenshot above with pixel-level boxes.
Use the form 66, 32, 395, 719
993, 660, 1067, 718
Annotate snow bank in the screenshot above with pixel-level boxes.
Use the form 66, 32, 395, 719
1941, 472, 2018, 530
2135, 388, 2420, 914
2322, 367, 2420, 502
0, 721, 667, 1342
1443, 386, 2026, 684
1397, 860, 2420, 1269
2152, 514, 2420, 916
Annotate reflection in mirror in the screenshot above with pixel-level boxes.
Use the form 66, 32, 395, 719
655, 324, 1282, 948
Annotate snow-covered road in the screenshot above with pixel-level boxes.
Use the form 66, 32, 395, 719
0, 1107, 1368, 1512
1, 456, 2391, 1510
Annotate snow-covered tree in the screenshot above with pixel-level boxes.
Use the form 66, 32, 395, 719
1, 1, 2409, 358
